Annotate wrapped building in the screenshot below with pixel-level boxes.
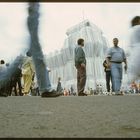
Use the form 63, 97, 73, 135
45, 20, 109, 92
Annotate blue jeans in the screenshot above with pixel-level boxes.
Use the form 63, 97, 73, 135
111, 63, 122, 93
27, 3, 52, 94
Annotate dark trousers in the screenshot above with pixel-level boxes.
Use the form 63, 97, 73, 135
16, 78, 22, 96
9, 78, 22, 96
77, 66, 86, 95
0, 81, 7, 95
105, 71, 112, 92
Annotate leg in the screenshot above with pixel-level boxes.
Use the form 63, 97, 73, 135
6, 80, 11, 96
13, 80, 17, 96
77, 68, 80, 94
27, 3, 62, 97
9, 79, 13, 96
111, 63, 122, 93
110, 73, 114, 92
106, 71, 111, 92
17, 78, 23, 96
111, 63, 121, 93
77, 66, 86, 95
117, 64, 123, 92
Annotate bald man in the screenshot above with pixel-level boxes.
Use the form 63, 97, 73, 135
106, 38, 127, 95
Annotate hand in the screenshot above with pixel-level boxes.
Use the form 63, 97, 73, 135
107, 63, 111, 69
81, 63, 86, 68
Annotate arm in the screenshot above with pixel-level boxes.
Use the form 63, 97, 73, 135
123, 49, 127, 72
124, 58, 127, 72
106, 48, 112, 67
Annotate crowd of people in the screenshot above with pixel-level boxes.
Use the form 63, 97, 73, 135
0, 58, 76, 97
101, 16, 140, 96
0, 2, 139, 98
0, 28, 139, 97
0, 54, 36, 96
74, 16, 140, 96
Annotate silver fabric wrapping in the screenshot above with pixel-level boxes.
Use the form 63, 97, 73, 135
46, 20, 108, 91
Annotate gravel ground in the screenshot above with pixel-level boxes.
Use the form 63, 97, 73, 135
0, 95, 140, 138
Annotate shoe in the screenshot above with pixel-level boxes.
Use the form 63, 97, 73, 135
20, 93, 24, 96
118, 93, 124, 96
23, 92, 28, 96
115, 92, 124, 96
106, 92, 111, 95
78, 92, 87, 96
41, 90, 63, 98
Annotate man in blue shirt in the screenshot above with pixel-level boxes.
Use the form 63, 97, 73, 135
106, 38, 127, 95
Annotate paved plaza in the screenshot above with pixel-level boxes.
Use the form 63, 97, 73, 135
0, 95, 140, 138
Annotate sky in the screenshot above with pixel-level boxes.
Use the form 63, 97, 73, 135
0, 2, 140, 63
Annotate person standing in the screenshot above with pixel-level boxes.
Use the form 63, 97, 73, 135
22, 52, 35, 96
74, 38, 87, 96
103, 59, 113, 94
0, 60, 6, 74
70, 85, 74, 96
10, 64, 23, 96
0, 60, 7, 96
56, 77, 63, 92
106, 38, 127, 95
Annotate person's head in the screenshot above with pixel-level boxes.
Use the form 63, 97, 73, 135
131, 16, 140, 27
77, 38, 84, 47
26, 51, 32, 57
1, 60, 5, 64
6, 63, 9, 67
113, 38, 119, 47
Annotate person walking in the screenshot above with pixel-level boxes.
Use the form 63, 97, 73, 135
74, 38, 87, 96
106, 38, 127, 95
27, 2, 62, 97
128, 16, 140, 82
